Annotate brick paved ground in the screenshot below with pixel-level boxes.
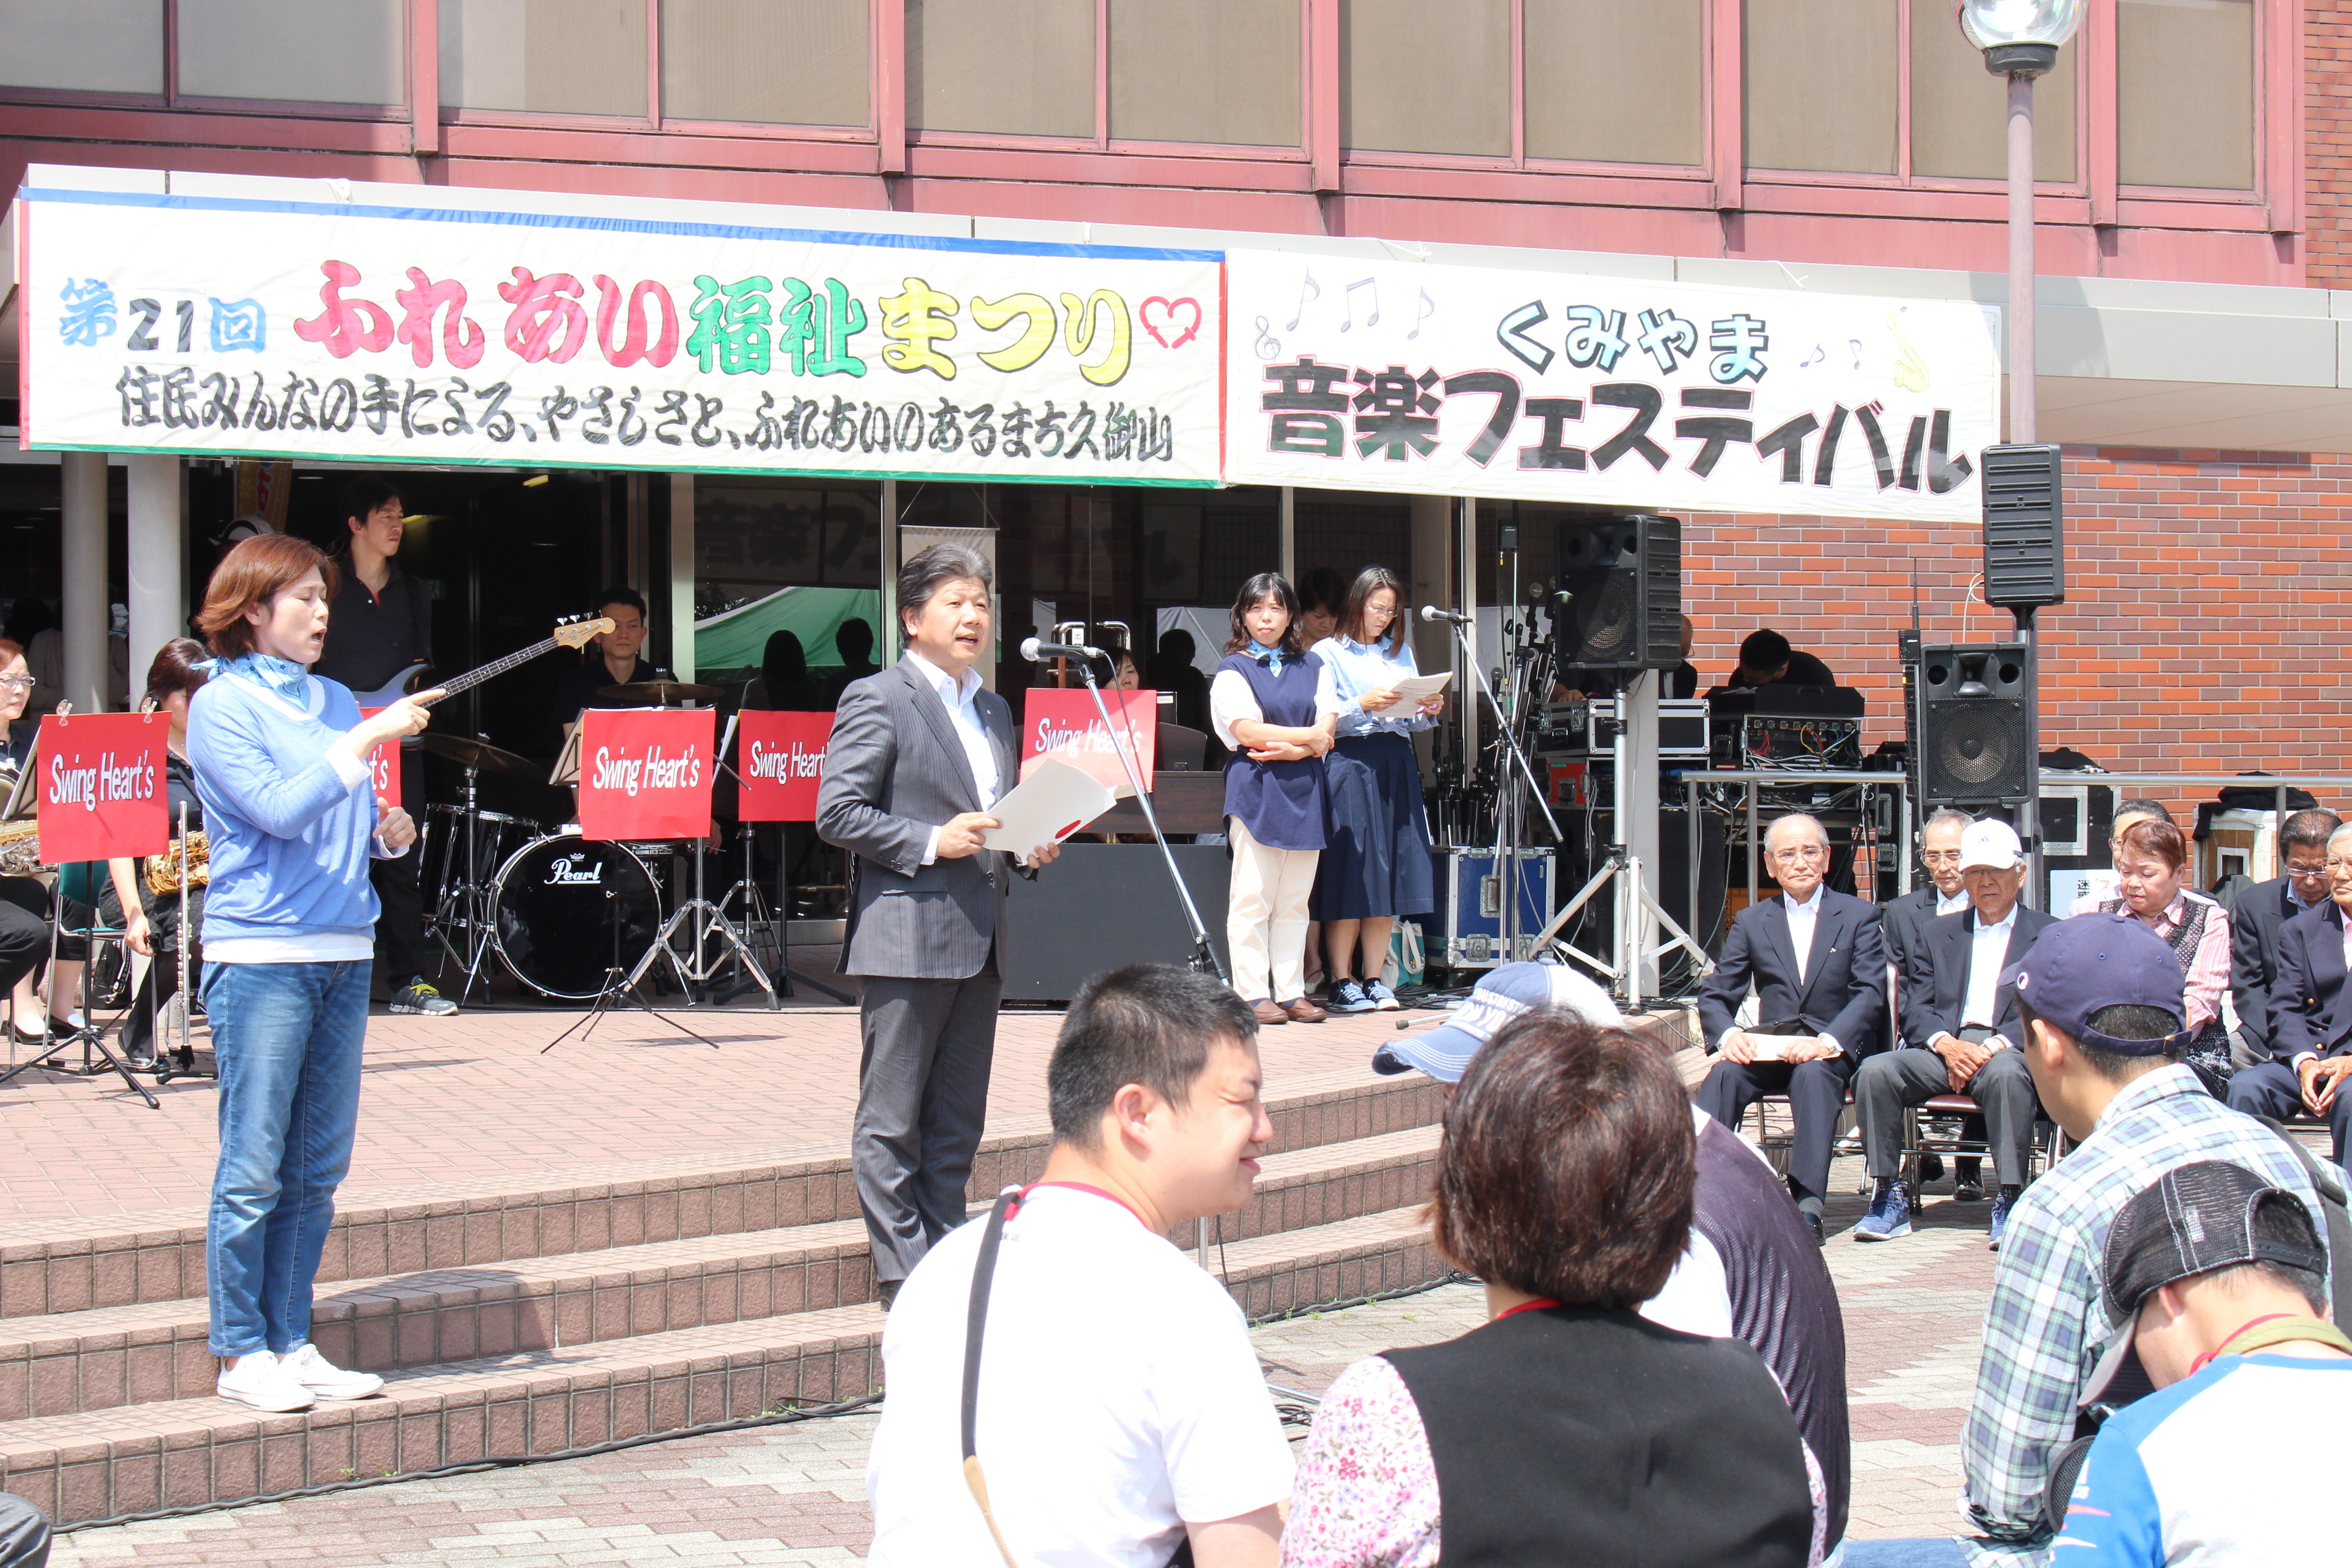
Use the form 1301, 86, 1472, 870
0, 996, 1414, 1227
40, 1148, 2000, 1562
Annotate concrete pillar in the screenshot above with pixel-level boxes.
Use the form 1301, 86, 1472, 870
1279, 487, 1296, 585
126, 455, 183, 691
60, 451, 110, 714
667, 472, 695, 681
879, 478, 900, 649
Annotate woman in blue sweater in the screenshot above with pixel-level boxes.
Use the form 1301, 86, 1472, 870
186, 534, 439, 1413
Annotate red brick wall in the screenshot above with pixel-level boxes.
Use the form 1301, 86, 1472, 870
2309, 0, 2352, 288
1680, 446, 2352, 819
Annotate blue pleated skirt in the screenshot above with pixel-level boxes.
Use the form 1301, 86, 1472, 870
1311, 733, 1434, 921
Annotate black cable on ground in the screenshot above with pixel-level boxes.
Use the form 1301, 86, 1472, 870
55, 1271, 1479, 1536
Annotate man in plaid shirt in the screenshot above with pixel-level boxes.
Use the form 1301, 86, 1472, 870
1960, 914, 2328, 1564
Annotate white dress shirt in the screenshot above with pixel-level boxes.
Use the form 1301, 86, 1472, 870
903, 651, 1000, 867
1937, 888, 1970, 916
1961, 905, 2019, 1032
1785, 882, 1824, 985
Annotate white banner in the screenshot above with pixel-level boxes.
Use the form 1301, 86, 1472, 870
15, 185, 1223, 485
1224, 251, 2002, 521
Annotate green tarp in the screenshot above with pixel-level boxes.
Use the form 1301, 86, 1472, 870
692, 586, 882, 673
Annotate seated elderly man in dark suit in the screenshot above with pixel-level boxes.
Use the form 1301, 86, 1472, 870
2226, 819, 2352, 1171
1852, 820, 2058, 1249
2227, 808, 2341, 1071
1697, 812, 1887, 1244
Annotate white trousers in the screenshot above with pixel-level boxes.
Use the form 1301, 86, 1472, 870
1226, 817, 1319, 1004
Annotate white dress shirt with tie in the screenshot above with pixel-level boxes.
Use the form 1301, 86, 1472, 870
905, 651, 1000, 866
1719, 882, 1844, 1055
1961, 906, 2018, 1035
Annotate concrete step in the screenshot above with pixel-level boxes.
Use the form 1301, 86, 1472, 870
3, 1123, 1441, 1420
2, 1068, 1445, 1321
0, 1200, 1449, 1526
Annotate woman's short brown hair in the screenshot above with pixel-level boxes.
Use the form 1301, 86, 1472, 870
1429, 1013, 1694, 1309
195, 535, 338, 659
2117, 816, 2189, 872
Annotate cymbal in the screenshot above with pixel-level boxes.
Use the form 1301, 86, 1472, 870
599, 681, 724, 707
420, 732, 541, 779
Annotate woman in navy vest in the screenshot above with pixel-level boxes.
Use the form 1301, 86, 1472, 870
1209, 573, 1334, 1026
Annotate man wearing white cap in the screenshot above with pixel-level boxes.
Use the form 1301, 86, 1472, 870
1853, 819, 2057, 1247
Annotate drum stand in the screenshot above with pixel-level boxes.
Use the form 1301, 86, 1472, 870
540, 881, 726, 1054
624, 832, 780, 1009
424, 763, 501, 1006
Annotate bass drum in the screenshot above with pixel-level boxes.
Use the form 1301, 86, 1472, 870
491, 833, 662, 1000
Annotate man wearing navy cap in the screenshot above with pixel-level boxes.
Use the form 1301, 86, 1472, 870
1958, 914, 2327, 1566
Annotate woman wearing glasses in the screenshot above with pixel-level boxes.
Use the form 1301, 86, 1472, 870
1308, 566, 1445, 1014
0, 641, 62, 1041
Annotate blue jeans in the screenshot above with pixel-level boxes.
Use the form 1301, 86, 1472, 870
204, 960, 371, 1357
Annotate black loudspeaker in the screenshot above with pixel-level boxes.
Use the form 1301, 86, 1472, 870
1982, 444, 2065, 609
1554, 514, 1681, 670
1919, 643, 2032, 803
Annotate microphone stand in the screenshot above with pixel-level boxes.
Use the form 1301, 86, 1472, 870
1068, 653, 1226, 983
1431, 611, 1563, 967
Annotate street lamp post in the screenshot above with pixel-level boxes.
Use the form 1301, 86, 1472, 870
1960, 0, 2080, 908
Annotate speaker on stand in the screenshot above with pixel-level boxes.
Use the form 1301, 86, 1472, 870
1918, 644, 2033, 804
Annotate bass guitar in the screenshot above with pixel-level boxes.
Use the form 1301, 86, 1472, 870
351, 616, 613, 709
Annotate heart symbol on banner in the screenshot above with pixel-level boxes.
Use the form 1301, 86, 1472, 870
1139, 296, 1202, 349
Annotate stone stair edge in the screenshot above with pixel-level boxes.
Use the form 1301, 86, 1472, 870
2, 1063, 1438, 1264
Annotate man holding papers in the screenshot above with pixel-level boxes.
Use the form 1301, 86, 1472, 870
817, 544, 1061, 1306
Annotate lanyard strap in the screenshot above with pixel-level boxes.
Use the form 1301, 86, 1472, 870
962, 1186, 1024, 1568
2189, 1312, 2352, 1376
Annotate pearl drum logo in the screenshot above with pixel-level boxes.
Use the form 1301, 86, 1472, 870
544, 852, 604, 887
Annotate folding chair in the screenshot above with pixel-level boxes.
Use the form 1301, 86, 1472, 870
0, 861, 157, 1107
1897, 1092, 2067, 1204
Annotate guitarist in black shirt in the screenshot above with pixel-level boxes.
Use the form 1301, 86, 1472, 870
312, 476, 456, 1016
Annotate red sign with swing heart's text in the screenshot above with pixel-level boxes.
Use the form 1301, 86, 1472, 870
357, 710, 400, 810
36, 712, 171, 862
735, 711, 833, 823
578, 707, 716, 841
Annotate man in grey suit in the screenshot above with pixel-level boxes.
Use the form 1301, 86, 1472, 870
816, 543, 1059, 1304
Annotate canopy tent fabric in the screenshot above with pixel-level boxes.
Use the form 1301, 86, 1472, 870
694, 587, 882, 671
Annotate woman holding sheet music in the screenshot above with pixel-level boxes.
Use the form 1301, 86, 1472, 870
1310, 567, 1445, 1014
185, 534, 440, 1415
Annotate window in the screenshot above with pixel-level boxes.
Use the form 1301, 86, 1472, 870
2118, 0, 2255, 189
1908, 0, 2076, 181
0, 0, 163, 94
1109, 0, 1300, 147
1341, 0, 1510, 157
1744, 0, 1899, 175
662, 0, 868, 126
907, 0, 1095, 139
441, 0, 649, 119
1524, 0, 1703, 166
178, 0, 403, 105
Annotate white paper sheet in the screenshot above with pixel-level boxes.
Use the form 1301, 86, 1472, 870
1388, 671, 1454, 706
980, 759, 1117, 854
1742, 1034, 1817, 1062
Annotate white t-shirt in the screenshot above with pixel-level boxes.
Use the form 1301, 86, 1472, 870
866, 1185, 1295, 1568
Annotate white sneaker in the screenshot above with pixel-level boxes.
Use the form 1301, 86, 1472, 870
216, 1350, 316, 1413
280, 1342, 384, 1401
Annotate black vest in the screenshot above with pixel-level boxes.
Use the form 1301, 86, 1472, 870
1383, 1306, 1814, 1568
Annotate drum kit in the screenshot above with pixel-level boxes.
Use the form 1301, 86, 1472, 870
419, 679, 789, 1009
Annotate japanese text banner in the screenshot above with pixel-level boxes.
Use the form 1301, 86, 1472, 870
16, 186, 1223, 486
1223, 252, 2002, 522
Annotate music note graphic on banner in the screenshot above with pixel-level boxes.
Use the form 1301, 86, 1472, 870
1800, 343, 1826, 369
1285, 273, 1322, 331
1339, 277, 1379, 332
1254, 316, 1281, 358
1406, 287, 1436, 340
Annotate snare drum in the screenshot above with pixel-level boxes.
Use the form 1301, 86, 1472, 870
490, 833, 663, 1000
425, 805, 535, 908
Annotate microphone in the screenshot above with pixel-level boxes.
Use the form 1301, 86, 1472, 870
1020, 636, 1104, 662
1419, 605, 1472, 625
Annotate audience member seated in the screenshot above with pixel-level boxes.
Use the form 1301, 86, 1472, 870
1372, 961, 1852, 1550
2070, 798, 2176, 914
1881, 807, 1984, 1193
865, 966, 1290, 1568
2054, 1162, 2347, 1564
1285, 1012, 1825, 1567
2226, 819, 2352, 1171
2092, 817, 2235, 1093
1695, 813, 1887, 1243
1853, 821, 2057, 1247
2226, 808, 2339, 1070
1705, 627, 1838, 696
1959, 915, 2326, 1563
